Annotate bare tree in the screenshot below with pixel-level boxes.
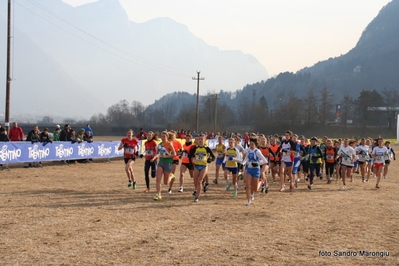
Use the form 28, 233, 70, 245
381, 88, 399, 129
319, 87, 334, 124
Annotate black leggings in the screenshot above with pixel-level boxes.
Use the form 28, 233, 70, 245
144, 160, 157, 189
325, 162, 335, 176
309, 164, 321, 184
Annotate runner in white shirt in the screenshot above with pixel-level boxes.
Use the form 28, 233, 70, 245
337, 138, 356, 189
355, 138, 370, 183
371, 138, 390, 189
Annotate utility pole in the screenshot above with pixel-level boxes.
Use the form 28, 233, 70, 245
5, 0, 12, 133
213, 94, 220, 133
192, 71, 204, 133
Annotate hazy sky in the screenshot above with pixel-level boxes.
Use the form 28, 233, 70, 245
63, 0, 390, 76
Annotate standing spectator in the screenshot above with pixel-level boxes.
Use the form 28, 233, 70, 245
26, 125, 40, 143
9, 122, 24, 141
243, 132, 249, 148
26, 125, 41, 168
0, 127, 9, 170
53, 125, 61, 141
136, 128, 147, 140
59, 124, 72, 141
40, 128, 52, 143
84, 130, 93, 142
75, 128, 85, 143
84, 124, 94, 136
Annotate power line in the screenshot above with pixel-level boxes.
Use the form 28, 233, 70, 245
13, 0, 193, 77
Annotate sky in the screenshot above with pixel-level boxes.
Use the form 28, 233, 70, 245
66, 0, 390, 77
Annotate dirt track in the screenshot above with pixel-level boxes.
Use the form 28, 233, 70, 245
0, 142, 398, 265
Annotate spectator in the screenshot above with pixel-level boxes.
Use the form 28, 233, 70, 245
75, 128, 85, 143
40, 128, 52, 143
136, 128, 147, 140
59, 124, 72, 141
26, 125, 41, 168
84, 130, 93, 142
0, 127, 9, 170
26, 125, 40, 143
84, 124, 93, 136
53, 125, 61, 141
9, 122, 24, 141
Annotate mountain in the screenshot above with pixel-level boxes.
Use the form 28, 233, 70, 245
0, 0, 268, 119
0, 15, 106, 119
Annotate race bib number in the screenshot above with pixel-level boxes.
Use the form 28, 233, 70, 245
125, 147, 134, 155
326, 154, 333, 160
195, 153, 206, 163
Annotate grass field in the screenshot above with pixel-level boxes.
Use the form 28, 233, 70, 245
0, 139, 398, 265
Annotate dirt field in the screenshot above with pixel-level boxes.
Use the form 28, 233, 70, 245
0, 139, 398, 265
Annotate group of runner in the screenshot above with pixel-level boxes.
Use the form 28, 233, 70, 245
118, 129, 396, 206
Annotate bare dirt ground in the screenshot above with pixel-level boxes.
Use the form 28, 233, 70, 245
0, 138, 398, 265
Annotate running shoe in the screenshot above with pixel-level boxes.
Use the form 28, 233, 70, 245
362, 177, 365, 183
265, 186, 269, 194
213, 179, 218, 184
194, 197, 199, 202
279, 187, 285, 192
245, 202, 251, 207
307, 184, 312, 190
153, 194, 162, 201
192, 190, 197, 196
170, 174, 176, 182
226, 184, 231, 191
203, 183, 209, 193
250, 194, 254, 201
260, 184, 265, 193
294, 179, 298, 188
287, 178, 290, 183
127, 181, 132, 187
133, 181, 137, 189
232, 192, 237, 198
305, 177, 309, 181
342, 185, 347, 189
351, 177, 354, 182
272, 179, 276, 183
239, 173, 244, 180
168, 188, 172, 194
290, 185, 294, 192
178, 187, 183, 193
144, 188, 150, 193
365, 179, 369, 183
327, 178, 332, 184
383, 175, 387, 179
375, 184, 380, 189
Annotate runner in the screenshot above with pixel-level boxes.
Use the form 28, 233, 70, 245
142, 131, 158, 192
154, 131, 176, 200
224, 138, 242, 198
259, 136, 275, 193
118, 129, 139, 189
291, 134, 307, 188
306, 137, 323, 190
319, 136, 328, 179
167, 131, 182, 193
277, 130, 296, 192
268, 137, 280, 183
337, 138, 356, 189
371, 138, 390, 189
242, 137, 268, 206
189, 134, 215, 202
383, 141, 396, 179
213, 136, 226, 184
324, 139, 337, 184
355, 138, 370, 183
178, 134, 195, 192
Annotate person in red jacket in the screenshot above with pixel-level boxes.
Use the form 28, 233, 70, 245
9, 122, 24, 141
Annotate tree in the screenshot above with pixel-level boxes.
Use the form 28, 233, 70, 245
106, 100, 134, 126
41, 116, 53, 124
340, 93, 353, 127
302, 87, 318, 124
354, 89, 383, 127
131, 101, 146, 123
381, 88, 399, 129
319, 87, 334, 124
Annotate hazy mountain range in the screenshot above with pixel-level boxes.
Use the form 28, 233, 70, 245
0, 0, 268, 120
149, 0, 399, 112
